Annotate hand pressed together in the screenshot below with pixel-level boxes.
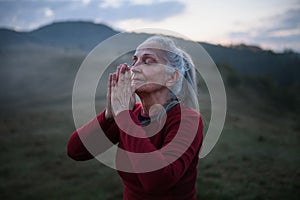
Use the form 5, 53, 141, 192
105, 64, 136, 118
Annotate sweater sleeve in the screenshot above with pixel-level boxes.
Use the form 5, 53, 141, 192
115, 108, 203, 193
67, 110, 120, 161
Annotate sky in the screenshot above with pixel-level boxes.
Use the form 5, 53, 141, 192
0, 0, 299, 52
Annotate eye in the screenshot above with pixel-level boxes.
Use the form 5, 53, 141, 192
144, 57, 156, 65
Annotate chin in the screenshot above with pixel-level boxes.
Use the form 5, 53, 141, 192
134, 84, 165, 94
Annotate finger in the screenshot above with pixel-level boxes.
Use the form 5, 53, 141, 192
120, 64, 124, 74
120, 64, 126, 74
124, 63, 130, 71
108, 73, 112, 96
117, 64, 129, 84
123, 71, 128, 87
124, 70, 131, 82
116, 65, 122, 82
120, 63, 131, 73
112, 73, 117, 87
109, 73, 113, 87
111, 75, 116, 100
118, 71, 125, 82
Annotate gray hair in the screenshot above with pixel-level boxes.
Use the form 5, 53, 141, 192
139, 35, 198, 109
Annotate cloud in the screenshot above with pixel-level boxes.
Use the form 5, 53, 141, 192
99, 1, 185, 22
228, 8, 300, 51
0, 1, 70, 29
44, 8, 54, 17
82, 0, 91, 6
0, 0, 185, 31
99, 0, 123, 9
274, 8, 300, 31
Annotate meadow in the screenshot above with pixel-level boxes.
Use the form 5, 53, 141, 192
0, 44, 299, 199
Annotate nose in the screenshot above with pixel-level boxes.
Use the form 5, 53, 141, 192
131, 62, 142, 73
131, 66, 139, 73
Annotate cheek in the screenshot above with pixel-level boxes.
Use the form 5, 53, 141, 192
144, 69, 167, 84
133, 66, 167, 93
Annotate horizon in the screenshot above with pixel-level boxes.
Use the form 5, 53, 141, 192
1, 19, 299, 54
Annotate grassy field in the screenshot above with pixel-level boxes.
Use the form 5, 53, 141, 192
0, 85, 299, 200
0, 46, 299, 199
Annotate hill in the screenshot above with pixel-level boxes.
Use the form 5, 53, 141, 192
30, 21, 118, 50
200, 42, 300, 86
1, 21, 299, 87
0, 21, 118, 50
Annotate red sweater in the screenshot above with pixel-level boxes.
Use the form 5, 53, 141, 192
67, 103, 203, 200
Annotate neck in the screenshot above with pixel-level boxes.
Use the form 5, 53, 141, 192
137, 89, 170, 115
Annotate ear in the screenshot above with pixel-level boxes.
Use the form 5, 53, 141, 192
166, 71, 179, 88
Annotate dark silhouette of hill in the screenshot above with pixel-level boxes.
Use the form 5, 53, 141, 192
0, 21, 118, 50
200, 42, 300, 86
30, 21, 118, 50
0, 28, 43, 47
1, 21, 299, 86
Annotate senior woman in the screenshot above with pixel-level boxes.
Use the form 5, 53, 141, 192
67, 35, 203, 200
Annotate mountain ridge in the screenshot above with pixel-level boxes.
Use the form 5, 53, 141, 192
0, 21, 299, 112
0, 21, 299, 87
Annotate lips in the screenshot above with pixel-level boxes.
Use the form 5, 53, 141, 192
131, 72, 144, 82
131, 78, 144, 87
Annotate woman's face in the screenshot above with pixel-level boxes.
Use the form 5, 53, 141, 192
131, 42, 169, 94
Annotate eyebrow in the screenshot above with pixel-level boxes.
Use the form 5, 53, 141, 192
132, 53, 157, 60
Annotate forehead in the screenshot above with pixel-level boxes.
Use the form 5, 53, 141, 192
135, 42, 166, 59
138, 41, 162, 49
134, 48, 159, 57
